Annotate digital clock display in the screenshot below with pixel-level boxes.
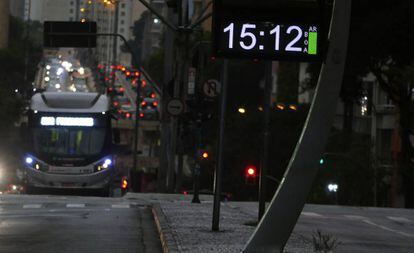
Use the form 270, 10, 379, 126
218, 21, 320, 60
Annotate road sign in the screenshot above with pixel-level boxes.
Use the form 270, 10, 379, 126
203, 79, 221, 98
166, 98, 185, 116
44, 21, 97, 48
187, 67, 196, 95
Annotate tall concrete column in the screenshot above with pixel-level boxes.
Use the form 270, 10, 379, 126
0, 0, 10, 49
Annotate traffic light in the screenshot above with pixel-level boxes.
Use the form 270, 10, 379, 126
244, 165, 257, 185
197, 149, 209, 160
319, 158, 324, 165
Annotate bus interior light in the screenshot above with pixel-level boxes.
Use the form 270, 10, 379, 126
56, 117, 94, 127
40, 117, 94, 127
40, 117, 55, 126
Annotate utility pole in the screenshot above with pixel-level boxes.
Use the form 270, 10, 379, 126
212, 59, 229, 231
76, 0, 80, 21
258, 61, 272, 221
112, 1, 119, 65
158, 5, 176, 192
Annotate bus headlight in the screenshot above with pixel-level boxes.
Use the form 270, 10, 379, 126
94, 158, 113, 172
24, 156, 48, 172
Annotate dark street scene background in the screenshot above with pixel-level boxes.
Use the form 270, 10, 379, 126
0, 0, 414, 252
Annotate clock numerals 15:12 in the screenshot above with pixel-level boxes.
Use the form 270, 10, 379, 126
223, 22, 314, 54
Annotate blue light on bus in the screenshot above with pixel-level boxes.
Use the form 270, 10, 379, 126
25, 157, 34, 165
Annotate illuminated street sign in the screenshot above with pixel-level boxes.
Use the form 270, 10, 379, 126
213, 0, 325, 61
44, 21, 97, 48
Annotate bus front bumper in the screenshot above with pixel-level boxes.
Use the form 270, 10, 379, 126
25, 167, 115, 189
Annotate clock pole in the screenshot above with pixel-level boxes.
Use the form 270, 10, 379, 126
258, 60, 273, 221
242, 0, 352, 251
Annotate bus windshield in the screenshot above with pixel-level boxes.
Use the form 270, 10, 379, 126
33, 127, 106, 156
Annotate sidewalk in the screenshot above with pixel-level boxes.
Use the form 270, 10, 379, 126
125, 193, 313, 253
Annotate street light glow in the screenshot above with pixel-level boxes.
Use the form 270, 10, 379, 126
327, 183, 338, 193
276, 103, 285, 110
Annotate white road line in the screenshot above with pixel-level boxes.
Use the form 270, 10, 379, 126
344, 215, 365, 220
111, 204, 130, 209
363, 219, 414, 238
66, 203, 85, 208
387, 216, 412, 223
23, 204, 42, 209
302, 212, 323, 218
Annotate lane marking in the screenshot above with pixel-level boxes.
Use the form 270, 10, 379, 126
302, 212, 323, 218
111, 204, 130, 209
387, 216, 412, 223
23, 204, 42, 209
66, 203, 85, 208
363, 219, 414, 238
344, 215, 365, 220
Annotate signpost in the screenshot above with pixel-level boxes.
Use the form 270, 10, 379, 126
43, 21, 97, 48
166, 98, 185, 116
188, 67, 196, 95
203, 79, 221, 98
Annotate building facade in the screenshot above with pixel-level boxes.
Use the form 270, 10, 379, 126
0, 0, 10, 49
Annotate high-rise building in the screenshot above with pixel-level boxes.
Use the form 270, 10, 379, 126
141, 0, 165, 61
9, 0, 25, 19
0, 0, 10, 49
80, 0, 145, 66
28, 0, 77, 23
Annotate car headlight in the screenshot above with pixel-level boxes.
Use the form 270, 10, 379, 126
94, 158, 113, 172
24, 155, 48, 172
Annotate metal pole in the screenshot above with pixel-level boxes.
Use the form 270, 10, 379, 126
258, 61, 272, 221
371, 82, 378, 206
212, 59, 229, 231
192, 121, 202, 203
243, 0, 352, 251
112, 1, 119, 65
23, 0, 31, 89
76, 0, 80, 21
158, 6, 175, 192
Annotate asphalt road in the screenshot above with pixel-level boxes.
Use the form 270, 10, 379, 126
0, 194, 162, 253
298, 204, 414, 252
230, 202, 414, 252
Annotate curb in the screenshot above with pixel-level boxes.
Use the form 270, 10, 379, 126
151, 204, 181, 253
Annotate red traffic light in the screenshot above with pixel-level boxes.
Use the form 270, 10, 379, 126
202, 152, 209, 159
245, 166, 257, 177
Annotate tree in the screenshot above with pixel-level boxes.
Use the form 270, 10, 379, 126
326, 0, 414, 207
0, 16, 42, 130
122, 11, 150, 66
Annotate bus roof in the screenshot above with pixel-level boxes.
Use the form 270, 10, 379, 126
31, 92, 109, 113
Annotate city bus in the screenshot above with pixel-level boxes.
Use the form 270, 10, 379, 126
22, 91, 121, 195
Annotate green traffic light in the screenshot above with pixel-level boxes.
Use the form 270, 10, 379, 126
319, 158, 324, 165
